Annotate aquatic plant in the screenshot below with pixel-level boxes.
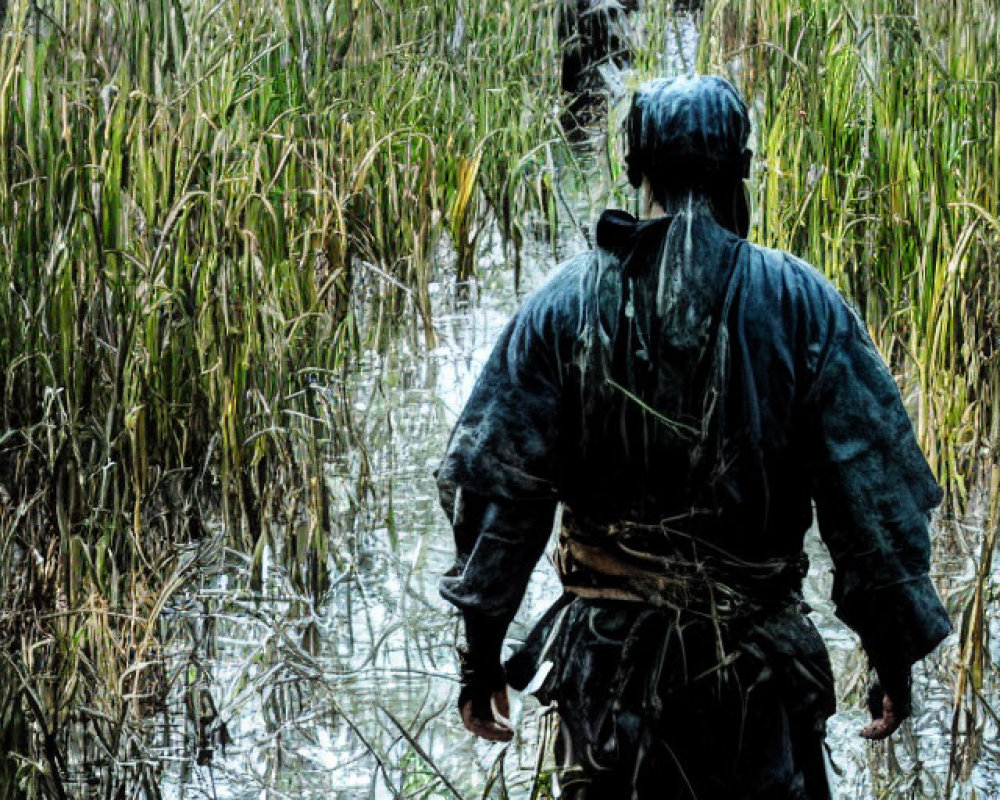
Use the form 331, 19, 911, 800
0, 0, 564, 794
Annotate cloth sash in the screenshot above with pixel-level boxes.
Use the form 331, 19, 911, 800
555, 507, 807, 618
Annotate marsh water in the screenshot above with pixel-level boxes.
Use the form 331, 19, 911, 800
152, 209, 1000, 799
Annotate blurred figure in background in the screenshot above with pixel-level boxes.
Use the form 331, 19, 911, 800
558, 0, 637, 133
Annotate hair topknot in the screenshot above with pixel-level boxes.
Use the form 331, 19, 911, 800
624, 74, 752, 190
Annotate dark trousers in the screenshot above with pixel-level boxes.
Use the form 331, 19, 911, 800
519, 600, 836, 800
554, 677, 831, 800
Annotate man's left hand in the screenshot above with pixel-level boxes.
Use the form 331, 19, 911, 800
461, 688, 513, 742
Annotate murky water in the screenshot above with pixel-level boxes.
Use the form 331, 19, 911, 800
156, 206, 999, 799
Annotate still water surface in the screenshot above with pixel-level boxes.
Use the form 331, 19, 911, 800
160, 214, 998, 798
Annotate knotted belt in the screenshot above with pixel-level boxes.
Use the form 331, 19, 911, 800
555, 507, 807, 619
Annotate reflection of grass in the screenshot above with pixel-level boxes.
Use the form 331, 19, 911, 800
0, 0, 565, 794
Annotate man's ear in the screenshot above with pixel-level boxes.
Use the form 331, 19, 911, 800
640, 176, 655, 217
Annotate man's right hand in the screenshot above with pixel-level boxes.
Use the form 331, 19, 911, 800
461, 688, 513, 742
859, 688, 906, 740
860, 673, 911, 740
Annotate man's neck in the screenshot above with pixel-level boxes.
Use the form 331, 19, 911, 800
643, 190, 712, 220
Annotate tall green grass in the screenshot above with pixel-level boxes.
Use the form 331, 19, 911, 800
2, 0, 998, 795
693, 0, 998, 788
0, 0, 564, 795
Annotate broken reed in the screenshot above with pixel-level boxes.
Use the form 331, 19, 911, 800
694, 0, 999, 788
0, 0, 563, 795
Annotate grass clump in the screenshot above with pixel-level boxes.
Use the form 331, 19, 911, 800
0, 0, 564, 794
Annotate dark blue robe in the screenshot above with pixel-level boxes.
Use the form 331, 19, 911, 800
437, 205, 949, 798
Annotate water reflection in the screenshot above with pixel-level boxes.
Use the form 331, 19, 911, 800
160, 209, 999, 799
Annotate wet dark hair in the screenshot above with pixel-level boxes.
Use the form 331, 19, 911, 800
624, 75, 752, 220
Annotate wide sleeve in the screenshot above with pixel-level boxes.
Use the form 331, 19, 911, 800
804, 304, 951, 674
437, 269, 579, 621
435, 281, 572, 697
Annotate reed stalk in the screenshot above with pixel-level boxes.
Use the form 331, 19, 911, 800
0, 0, 564, 794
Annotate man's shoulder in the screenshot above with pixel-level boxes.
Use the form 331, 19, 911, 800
516, 250, 600, 320
531, 250, 600, 294
746, 241, 826, 286
744, 241, 852, 317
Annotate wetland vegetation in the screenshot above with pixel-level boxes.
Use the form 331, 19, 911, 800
0, 0, 997, 797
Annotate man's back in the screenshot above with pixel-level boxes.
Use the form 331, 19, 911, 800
438, 75, 950, 799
